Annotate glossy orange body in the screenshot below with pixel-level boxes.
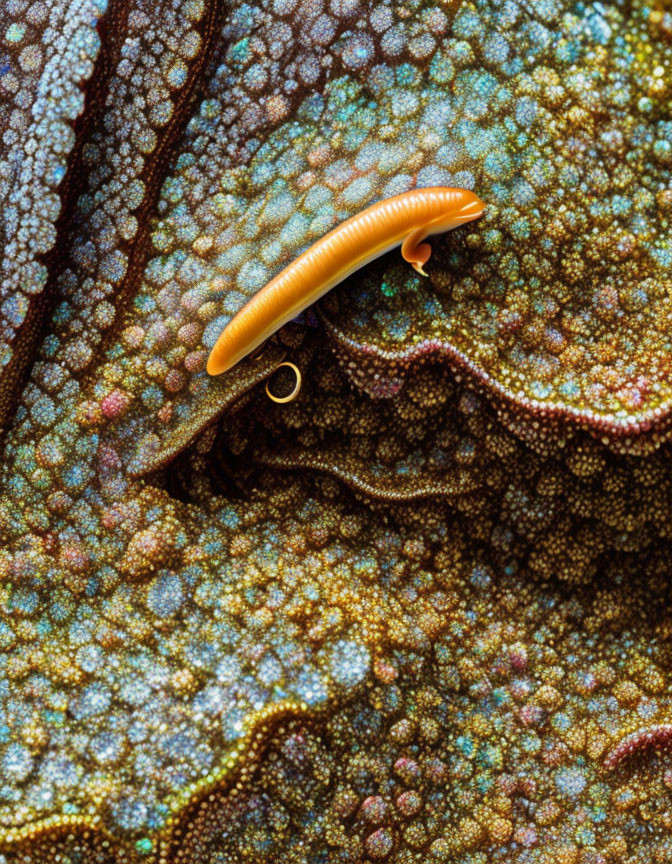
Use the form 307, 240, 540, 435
207, 187, 485, 375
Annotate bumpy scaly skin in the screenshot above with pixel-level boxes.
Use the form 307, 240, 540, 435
2, 1, 672, 862
0, 0, 106, 425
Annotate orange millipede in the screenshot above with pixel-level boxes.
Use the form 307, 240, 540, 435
207, 187, 485, 376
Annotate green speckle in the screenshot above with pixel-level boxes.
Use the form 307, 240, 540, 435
228, 36, 250, 66
136, 838, 154, 855
5, 23, 25, 43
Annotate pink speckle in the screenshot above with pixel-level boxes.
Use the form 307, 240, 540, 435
59, 542, 89, 572
393, 757, 419, 784
184, 350, 206, 373
396, 790, 421, 817
509, 643, 528, 670
165, 369, 186, 393
359, 795, 387, 824
157, 402, 173, 423
101, 505, 125, 530
98, 445, 121, 470
373, 658, 398, 683
520, 704, 544, 726
513, 826, 538, 847
101, 389, 131, 419
177, 322, 201, 348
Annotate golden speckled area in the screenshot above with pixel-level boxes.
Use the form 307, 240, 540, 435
1, 1, 672, 862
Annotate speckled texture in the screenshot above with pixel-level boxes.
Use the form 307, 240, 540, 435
1, 1, 672, 862
0, 0, 106, 424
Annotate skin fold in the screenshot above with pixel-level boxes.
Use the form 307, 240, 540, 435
1, 1, 672, 863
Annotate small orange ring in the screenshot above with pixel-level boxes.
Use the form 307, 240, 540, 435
265, 362, 302, 404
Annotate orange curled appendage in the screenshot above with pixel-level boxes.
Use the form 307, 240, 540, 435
207, 187, 485, 375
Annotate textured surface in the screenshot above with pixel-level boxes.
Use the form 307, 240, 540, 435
0, 0, 106, 423
1, 1, 672, 862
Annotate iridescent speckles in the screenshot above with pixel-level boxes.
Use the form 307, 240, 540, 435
2, 0, 672, 861
0, 0, 106, 420
235, 0, 672, 439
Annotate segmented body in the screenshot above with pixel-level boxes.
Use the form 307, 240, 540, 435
207, 187, 484, 375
